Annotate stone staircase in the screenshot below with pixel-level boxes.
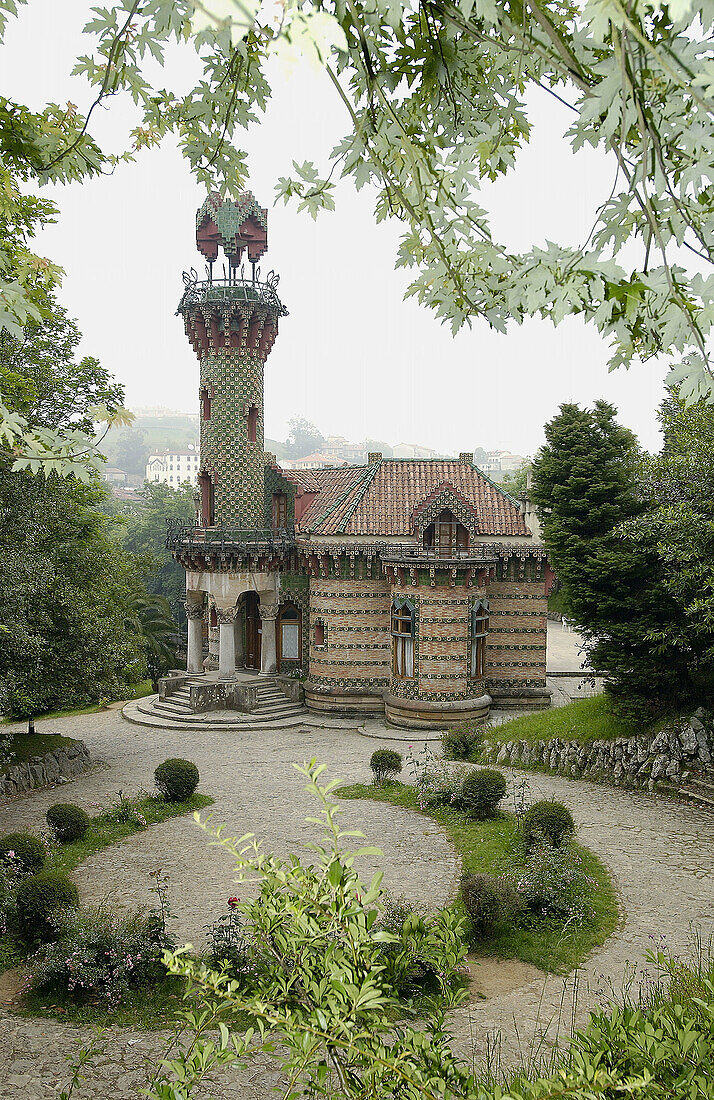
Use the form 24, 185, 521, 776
138, 676, 306, 728
662, 769, 714, 810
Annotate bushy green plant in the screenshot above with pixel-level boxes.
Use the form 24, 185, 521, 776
46, 803, 90, 843
504, 843, 596, 923
97, 790, 148, 828
369, 748, 402, 785
459, 768, 507, 820
441, 723, 483, 761
460, 872, 524, 939
16, 871, 79, 941
375, 893, 467, 996
30, 902, 169, 1008
0, 832, 46, 874
154, 758, 199, 802
522, 800, 575, 849
206, 905, 258, 985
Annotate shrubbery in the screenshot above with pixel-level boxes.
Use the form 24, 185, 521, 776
503, 842, 596, 923
16, 871, 79, 941
370, 748, 402, 785
0, 832, 46, 874
30, 903, 170, 1008
460, 871, 524, 938
206, 905, 257, 985
459, 768, 507, 820
521, 800, 575, 849
154, 758, 199, 802
375, 893, 467, 996
46, 803, 89, 843
441, 723, 483, 761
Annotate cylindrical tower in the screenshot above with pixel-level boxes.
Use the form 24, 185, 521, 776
177, 192, 287, 529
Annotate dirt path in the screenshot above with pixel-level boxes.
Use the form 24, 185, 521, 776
0, 709, 712, 1097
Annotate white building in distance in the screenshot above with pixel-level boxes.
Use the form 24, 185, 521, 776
146, 447, 200, 487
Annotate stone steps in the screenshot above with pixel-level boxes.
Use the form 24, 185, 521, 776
663, 772, 714, 808
140, 676, 306, 728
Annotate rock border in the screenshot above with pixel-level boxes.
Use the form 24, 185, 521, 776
480, 709, 714, 804
1, 740, 91, 799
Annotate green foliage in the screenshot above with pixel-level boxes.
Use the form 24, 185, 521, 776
0, 832, 45, 874
459, 768, 507, 821
46, 804, 90, 843
521, 801, 575, 850
284, 416, 325, 459
369, 748, 402, 784
16, 871, 79, 942
442, 722, 483, 761
484, 694, 642, 748
29, 903, 170, 1009
503, 842, 597, 924
460, 871, 524, 939
123, 592, 180, 693
374, 895, 467, 999
154, 759, 200, 802
532, 401, 693, 717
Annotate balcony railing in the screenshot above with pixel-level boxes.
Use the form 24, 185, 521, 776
177, 269, 288, 317
377, 543, 499, 564
166, 522, 295, 554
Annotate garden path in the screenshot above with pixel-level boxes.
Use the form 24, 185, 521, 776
0, 707, 712, 1098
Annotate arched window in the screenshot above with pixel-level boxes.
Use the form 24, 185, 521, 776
314, 619, 326, 647
391, 598, 415, 679
247, 404, 258, 443
470, 600, 489, 678
278, 602, 301, 664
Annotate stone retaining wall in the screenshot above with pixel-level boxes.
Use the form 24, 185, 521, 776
480, 709, 713, 791
1, 740, 91, 798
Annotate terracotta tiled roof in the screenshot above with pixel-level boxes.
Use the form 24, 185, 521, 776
289, 459, 529, 537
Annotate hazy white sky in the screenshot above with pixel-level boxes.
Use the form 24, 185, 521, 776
1, 1, 669, 455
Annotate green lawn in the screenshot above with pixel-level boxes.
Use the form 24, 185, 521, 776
0, 792, 214, 998
0, 680, 154, 726
1, 732, 81, 771
485, 694, 643, 747
337, 782, 618, 975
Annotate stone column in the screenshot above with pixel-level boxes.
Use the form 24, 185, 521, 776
184, 599, 205, 675
216, 606, 238, 680
234, 605, 244, 669
260, 602, 279, 675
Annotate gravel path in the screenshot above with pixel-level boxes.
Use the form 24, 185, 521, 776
0, 707, 712, 1098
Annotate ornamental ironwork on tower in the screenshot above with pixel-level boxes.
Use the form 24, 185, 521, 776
177, 191, 287, 530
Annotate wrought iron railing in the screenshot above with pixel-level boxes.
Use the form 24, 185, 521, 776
176, 268, 288, 316
377, 543, 499, 563
165, 520, 295, 554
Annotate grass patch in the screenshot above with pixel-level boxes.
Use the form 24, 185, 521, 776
1, 733, 81, 772
485, 694, 643, 747
1, 791, 214, 1022
0, 680, 154, 725
337, 782, 618, 975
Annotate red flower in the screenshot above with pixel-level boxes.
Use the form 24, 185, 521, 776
227, 896, 240, 909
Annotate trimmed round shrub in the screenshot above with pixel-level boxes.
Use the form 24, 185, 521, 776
459, 768, 507, 820
154, 758, 200, 802
370, 749, 403, 785
0, 832, 45, 874
46, 804, 90, 843
442, 723, 483, 761
461, 872, 524, 938
521, 800, 575, 849
16, 871, 79, 941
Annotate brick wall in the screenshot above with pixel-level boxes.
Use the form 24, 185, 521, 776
485, 580, 548, 690
308, 577, 391, 694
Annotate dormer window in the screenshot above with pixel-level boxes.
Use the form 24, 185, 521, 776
424, 510, 469, 557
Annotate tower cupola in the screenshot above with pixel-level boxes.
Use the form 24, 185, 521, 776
177, 191, 287, 529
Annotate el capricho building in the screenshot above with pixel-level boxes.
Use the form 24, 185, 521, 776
166, 193, 551, 728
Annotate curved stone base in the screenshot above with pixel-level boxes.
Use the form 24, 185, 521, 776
488, 685, 552, 710
383, 692, 492, 730
305, 684, 385, 716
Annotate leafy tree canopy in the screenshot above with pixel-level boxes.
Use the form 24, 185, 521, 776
284, 416, 326, 458
2, 0, 714, 474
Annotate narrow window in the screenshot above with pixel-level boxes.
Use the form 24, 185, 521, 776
201, 389, 211, 420
199, 472, 215, 526
247, 404, 258, 443
209, 606, 217, 629
278, 603, 301, 663
470, 601, 489, 678
314, 619, 325, 647
272, 492, 288, 531
391, 600, 415, 679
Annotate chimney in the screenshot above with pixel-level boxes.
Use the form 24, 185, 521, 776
367, 452, 382, 464
459, 452, 473, 464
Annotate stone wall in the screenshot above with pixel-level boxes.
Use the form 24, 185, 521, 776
480, 709, 713, 793
1, 740, 91, 798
